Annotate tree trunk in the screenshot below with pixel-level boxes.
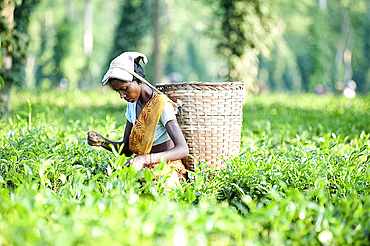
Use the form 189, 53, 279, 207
2, 0, 14, 71
79, 0, 93, 89
153, 0, 162, 84
0, 0, 14, 119
335, 8, 355, 84
84, 0, 93, 58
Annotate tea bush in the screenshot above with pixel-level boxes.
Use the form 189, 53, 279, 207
0, 90, 369, 245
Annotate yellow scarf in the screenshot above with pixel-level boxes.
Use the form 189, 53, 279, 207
129, 92, 168, 155
128, 92, 186, 182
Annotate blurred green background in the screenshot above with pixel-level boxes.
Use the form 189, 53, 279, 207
1, 2, 370, 244
1, 0, 369, 98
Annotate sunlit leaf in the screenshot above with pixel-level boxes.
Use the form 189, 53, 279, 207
144, 170, 154, 183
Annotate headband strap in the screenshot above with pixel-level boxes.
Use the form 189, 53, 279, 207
123, 68, 181, 109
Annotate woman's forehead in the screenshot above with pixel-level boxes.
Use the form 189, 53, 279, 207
110, 79, 129, 87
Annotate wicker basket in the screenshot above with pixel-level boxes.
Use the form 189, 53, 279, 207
156, 82, 244, 171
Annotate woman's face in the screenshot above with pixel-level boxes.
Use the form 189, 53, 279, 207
109, 79, 141, 103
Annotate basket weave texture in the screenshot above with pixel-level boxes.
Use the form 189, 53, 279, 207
156, 82, 244, 171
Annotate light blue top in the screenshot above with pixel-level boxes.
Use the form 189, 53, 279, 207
125, 100, 176, 146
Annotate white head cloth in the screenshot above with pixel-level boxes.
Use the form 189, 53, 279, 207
101, 51, 148, 85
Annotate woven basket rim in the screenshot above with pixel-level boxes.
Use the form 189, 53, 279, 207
156, 81, 244, 87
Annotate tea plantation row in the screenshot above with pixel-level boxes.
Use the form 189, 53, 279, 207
0, 90, 369, 245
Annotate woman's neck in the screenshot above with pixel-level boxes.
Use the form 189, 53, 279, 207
138, 85, 153, 105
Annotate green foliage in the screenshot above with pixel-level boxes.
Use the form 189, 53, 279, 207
33, 16, 72, 88
0, 38, 4, 88
352, 7, 370, 93
207, 0, 278, 82
308, 6, 333, 91
0, 0, 41, 88
52, 18, 72, 86
108, 0, 153, 67
9, 0, 369, 95
28, 0, 120, 89
257, 0, 369, 94
0, 90, 369, 244
162, 0, 224, 83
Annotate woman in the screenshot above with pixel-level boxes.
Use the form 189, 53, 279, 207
87, 52, 189, 185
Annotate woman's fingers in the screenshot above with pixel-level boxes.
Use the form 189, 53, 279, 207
88, 131, 97, 137
87, 131, 104, 146
133, 162, 144, 171
88, 140, 98, 146
124, 157, 145, 171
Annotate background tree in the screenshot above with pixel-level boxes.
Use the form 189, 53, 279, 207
351, 0, 370, 94
204, 0, 278, 89
256, 0, 369, 94
0, 0, 40, 118
6, 0, 369, 95
79, 0, 94, 89
34, 11, 72, 89
53, 17, 72, 87
308, 2, 333, 92
28, 0, 119, 89
161, 0, 220, 83
107, 0, 152, 75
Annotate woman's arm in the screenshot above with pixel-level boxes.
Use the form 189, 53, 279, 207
87, 120, 133, 156
126, 119, 189, 170
150, 120, 189, 163
102, 121, 133, 156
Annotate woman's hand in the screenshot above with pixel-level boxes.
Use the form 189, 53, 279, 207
87, 131, 105, 146
124, 154, 151, 171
